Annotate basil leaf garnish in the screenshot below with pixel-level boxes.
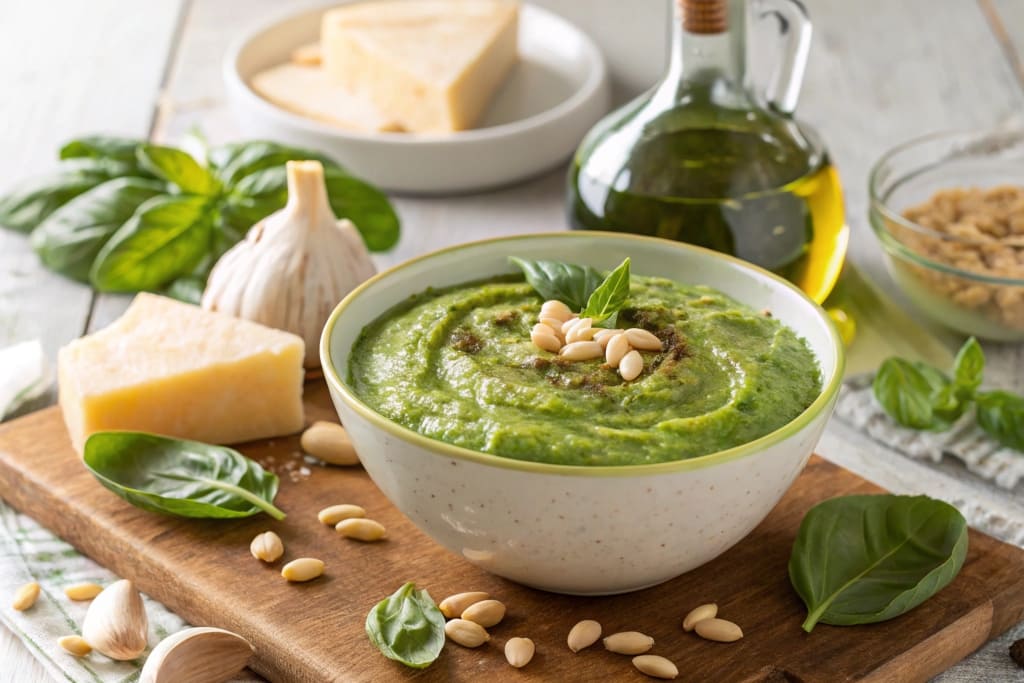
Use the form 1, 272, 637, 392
60, 135, 148, 166
209, 140, 341, 187
137, 144, 221, 196
789, 494, 968, 632
365, 582, 445, 669
580, 257, 630, 323
83, 432, 285, 520
872, 358, 942, 429
952, 336, 984, 397
976, 390, 1024, 451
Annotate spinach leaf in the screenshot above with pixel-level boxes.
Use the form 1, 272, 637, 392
0, 158, 140, 233
137, 144, 220, 196
365, 582, 445, 669
209, 140, 341, 187
60, 135, 147, 165
789, 494, 967, 632
976, 390, 1024, 451
30, 178, 164, 281
581, 257, 630, 323
872, 358, 942, 429
83, 432, 285, 519
90, 195, 215, 292
509, 257, 605, 311
952, 336, 984, 397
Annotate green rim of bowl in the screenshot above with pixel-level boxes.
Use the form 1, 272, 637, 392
321, 232, 846, 478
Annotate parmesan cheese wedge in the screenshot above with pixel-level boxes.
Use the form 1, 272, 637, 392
58, 293, 305, 453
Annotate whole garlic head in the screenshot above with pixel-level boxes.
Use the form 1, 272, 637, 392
201, 160, 377, 368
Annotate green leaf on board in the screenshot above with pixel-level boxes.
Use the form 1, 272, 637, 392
365, 582, 445, 669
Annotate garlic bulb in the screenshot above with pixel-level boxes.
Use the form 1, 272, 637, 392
201, 160, 377, 367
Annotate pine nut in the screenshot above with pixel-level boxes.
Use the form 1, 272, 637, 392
439, 591, 489, 619
250, 531, 284, 563
603, 631, 654, 655
605, 333, 631, 368
567, 619, 602, 653
560, 341, 603, 361
504, 637, 535, 668
632, 654, 679, 679
444, 618, 489, 647
694, 618, 743, 642
300, 421, 359, 466
12, 582, 40, 611
566, 324, 598, 343
625, 328, 663, 351
64, 583, 103, 601
281, 558, 324, 582
531, 329, 562, 353
532, 322, 557, 338
318, 504, 366, 526
620, 350, 644, 381
593, 328, 623, 348
682, 603, 718, 631
539, 316, 567, 337
336, 518, 386, 542
58, 635, 92, 657
541, 300, 573, 322
461, 599, 505, 627
562, 316, 591, 336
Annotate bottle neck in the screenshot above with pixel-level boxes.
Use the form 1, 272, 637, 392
664, 0, 749, 104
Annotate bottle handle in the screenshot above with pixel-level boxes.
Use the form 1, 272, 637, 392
755, 0, 812, 114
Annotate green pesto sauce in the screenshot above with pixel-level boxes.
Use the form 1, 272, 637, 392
348, 275, 821, 466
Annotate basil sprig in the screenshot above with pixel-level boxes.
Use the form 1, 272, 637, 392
789, 494, 967, 632
873, 337, 1024, 451
83, 431, 285, 520
366, 582, 445, 669
0, 136, 400, 302
510, 256, 631, 323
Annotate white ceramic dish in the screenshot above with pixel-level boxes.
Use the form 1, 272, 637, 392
223, 2, 611, 195
321, 233, 844, 595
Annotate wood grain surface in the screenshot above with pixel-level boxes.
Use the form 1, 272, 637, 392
1, 383, 1022, 683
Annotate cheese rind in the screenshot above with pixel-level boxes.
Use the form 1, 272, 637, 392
321, 0, 519, 133
58, 293, 305, 453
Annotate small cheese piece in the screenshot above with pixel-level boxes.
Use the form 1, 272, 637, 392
251, 63, 403, 133
58, 293, 305, 453
321, 0, 519, 133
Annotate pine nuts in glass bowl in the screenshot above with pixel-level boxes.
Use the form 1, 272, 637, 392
869, 128, 1024, 341
321, 233, 843, 595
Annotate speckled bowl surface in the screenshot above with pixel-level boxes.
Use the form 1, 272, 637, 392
322, 233, 844, 595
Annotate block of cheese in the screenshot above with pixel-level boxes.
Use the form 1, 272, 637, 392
321, 0, 519, 133
58, 293, 305, 453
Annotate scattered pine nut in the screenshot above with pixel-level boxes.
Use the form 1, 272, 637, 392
694, 618, 743, 643
566, 324, 597, 343
12, 582, 40, 611
439, 591, 489, 619
682, 603, 718, 632
605, 332, 631, 368
567, 619, 602, 653
619, 350, 644, 381
461, 599, 505, 628
336, 518, 386, 542
560, 341, 603, 361
64, 583, 103, 601
593, 328, 623, 348
541, 300, 573, 323
300, 421, 360, 466
281, 558, 324, 582
444, 618, 489, 647
539, 316, 567, 336
603, 631, 654, 655
504, 637, 535, 668
318, 504, 366, 526
633, 654, 679, 679
250, 531, 284, 563
562, 316, 591, 336
625, 328, 663, 351
58, 635, 92, 657
531, 327, 562, 353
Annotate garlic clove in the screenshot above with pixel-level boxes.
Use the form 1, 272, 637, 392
201, 160, 378, 368
81, 579, 148, 660
140, 626, 254, 683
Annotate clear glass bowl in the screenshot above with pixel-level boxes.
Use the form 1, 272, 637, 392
869, 128, 1024, 341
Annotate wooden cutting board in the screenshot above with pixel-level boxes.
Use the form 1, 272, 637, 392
1, 382, 1023, 683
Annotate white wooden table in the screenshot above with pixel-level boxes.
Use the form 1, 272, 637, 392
2, 1, 1023, 680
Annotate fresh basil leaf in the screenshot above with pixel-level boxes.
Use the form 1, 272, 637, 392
581, 257, 630, 323
0, 158, 140, 233
30, 178, 164, 281
952, 337, 984, 397
509, 257, 605, 311
872, 358, 941, 430
976, 390, 1024, 451
83, 431, 285, 519
163, 274, 207, 305
60, 135, 146, 165
789, 494, 968, 632
365, 582, 445, 669
90, 195, 215, 292
209, 140, 341, 187
137, 144, 220, 196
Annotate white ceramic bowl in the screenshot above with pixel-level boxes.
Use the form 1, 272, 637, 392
321, 233, 844, 595
223, 2, 611, 195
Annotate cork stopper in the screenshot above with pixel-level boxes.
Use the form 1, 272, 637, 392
679, 0, 728, 35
